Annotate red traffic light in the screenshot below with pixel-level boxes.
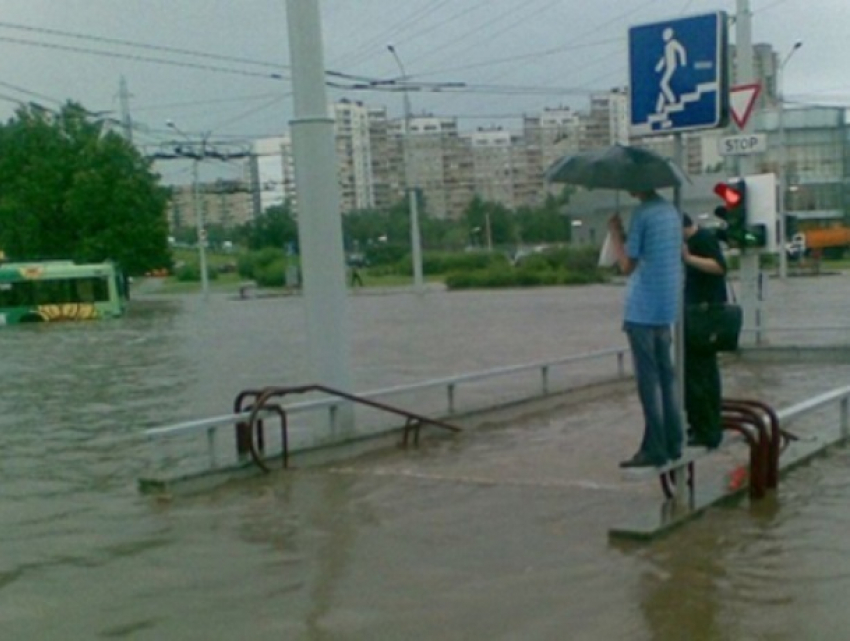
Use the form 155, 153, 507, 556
713, 182, 742, 208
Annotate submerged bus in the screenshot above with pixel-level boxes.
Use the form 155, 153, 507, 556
0, 260, 127, 324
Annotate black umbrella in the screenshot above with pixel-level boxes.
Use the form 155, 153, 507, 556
545, 143, 689, 192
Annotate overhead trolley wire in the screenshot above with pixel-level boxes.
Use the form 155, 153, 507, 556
0, 20, 288, 74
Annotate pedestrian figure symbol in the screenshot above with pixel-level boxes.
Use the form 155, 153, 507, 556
655, 27, 687, 114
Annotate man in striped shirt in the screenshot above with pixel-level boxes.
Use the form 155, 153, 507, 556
608, 190, 683, 468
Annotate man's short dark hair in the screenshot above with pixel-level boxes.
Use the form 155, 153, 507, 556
682, 213, 693, 227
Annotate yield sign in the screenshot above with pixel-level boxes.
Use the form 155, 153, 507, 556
729, 83, 761, 129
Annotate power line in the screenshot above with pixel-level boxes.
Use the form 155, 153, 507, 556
0, 35, 290, 82
0, 20, 288, 73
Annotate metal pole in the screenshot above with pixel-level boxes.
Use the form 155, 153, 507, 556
286, 0, 354, 428
388, 45, 425, 293
169, 120, 210, 298
191, 156, 210, 298
777, 41, 803, 281
736, 0, 762, 346
673, 133, 687, 462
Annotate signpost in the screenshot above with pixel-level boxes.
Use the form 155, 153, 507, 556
718, 133, 767, 156
729, 83, 761, 130
629, 11, 729, 136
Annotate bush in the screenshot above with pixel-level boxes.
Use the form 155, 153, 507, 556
445, 266, 517, 289
174, 262, 219, 282
253, 258, 287, 287
444, 245, 607, 290
394, 250, 510, 276
238, 248, 293, 281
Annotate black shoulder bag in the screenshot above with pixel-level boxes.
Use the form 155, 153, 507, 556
684, 284, 743, 353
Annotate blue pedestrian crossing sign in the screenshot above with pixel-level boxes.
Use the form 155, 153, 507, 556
629, 12, 729, 136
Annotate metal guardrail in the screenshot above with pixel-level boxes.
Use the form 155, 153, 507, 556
775, 383, 850, 437
142, 346, 630, 480
141, 338, 850, 490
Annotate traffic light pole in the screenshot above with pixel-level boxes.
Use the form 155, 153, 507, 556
735, 0, 764, 347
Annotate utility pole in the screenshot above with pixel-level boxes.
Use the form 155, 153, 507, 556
167, 121, 211, 298
286, 0, 354, 425
736, 0, 763, 345
777, 41, 803, 281
387, 44, 425, 293
118, 76, 133, 144
156, 128, 251, 298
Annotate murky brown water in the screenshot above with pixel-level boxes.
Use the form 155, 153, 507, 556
2, 277, 850, 639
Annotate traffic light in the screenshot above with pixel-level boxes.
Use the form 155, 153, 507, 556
713, 179, 767, 249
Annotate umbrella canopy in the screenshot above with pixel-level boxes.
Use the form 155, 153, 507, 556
546, 143, 689, 192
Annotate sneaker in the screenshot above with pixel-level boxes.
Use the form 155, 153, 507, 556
619, 452, 666, 468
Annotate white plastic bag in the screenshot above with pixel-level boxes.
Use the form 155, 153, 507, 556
598, 232, 617, 267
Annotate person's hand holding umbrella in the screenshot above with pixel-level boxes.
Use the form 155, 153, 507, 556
607, 212, 631, 274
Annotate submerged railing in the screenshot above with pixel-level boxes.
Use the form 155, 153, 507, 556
139, 326, 850, 492
140, 346, 630, 488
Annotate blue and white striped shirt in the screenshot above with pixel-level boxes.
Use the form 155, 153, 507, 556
623, 195, 682, 326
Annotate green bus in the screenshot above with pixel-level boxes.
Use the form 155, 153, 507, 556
0, 260, 128, 324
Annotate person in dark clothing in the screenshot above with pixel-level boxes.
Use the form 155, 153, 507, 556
682, 213, 728, 448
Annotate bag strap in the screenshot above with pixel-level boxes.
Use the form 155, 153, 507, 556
726, 279, 737, 302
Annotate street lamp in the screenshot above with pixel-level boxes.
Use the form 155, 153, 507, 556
167, 120, 210, 297
387, 44, 424, 293
777, 41, 802, 281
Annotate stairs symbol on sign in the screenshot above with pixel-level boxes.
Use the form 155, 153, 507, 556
647, 81, 719, 130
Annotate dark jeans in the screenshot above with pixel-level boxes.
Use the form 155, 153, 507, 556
684, 348, 723, 446
624, 322, 683, 464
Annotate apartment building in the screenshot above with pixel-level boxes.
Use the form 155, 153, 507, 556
334, 100, 375, 212
467, 127, 544, 211
168, 180, 253, 231
249, 136, 293, 216
523, 106, 584, 178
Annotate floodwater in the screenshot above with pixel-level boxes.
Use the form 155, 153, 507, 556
2, 276, 850, 640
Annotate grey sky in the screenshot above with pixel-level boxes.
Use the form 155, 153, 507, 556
0, 0, 846, 184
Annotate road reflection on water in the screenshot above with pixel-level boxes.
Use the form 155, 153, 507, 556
1, 280, 850, 640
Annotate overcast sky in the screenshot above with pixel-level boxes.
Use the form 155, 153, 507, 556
0, 0, 847, 183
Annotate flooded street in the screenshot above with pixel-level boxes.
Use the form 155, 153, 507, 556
2, 276, 850, 639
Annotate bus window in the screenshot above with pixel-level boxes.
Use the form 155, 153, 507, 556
73, 278, 95, 303
92, 277, 109, 302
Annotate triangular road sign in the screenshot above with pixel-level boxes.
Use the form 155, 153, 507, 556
729, 84, 762, 130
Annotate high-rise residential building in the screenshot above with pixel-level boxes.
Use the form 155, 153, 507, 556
466, 127, 544, 211
333, 100, 375, 212
524, 106, 584, 179
168, 180, 253, 231
401, 115, 474, 219
583, 88, 630, 150
249, 136, 293, 216
367, 106, 402, 211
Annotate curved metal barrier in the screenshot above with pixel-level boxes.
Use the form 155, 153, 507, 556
653, 398, 787, 501
235, 384, 463, 473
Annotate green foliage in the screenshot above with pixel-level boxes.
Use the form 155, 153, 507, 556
445, 266, 518, 289
418, 250, 509, 275
253, 258, 287, 287
364, 243, 408, 267
233, 203, 298, 251
0, 102, 170, 275
174, 262, 219, 282
237, 247, 290, 280
445, 245, 606, 290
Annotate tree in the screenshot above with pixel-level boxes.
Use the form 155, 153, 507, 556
462, 195, 516, 247
0, 101, 171, 274
234, 202, 298, 251
516, 194, 572, 244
